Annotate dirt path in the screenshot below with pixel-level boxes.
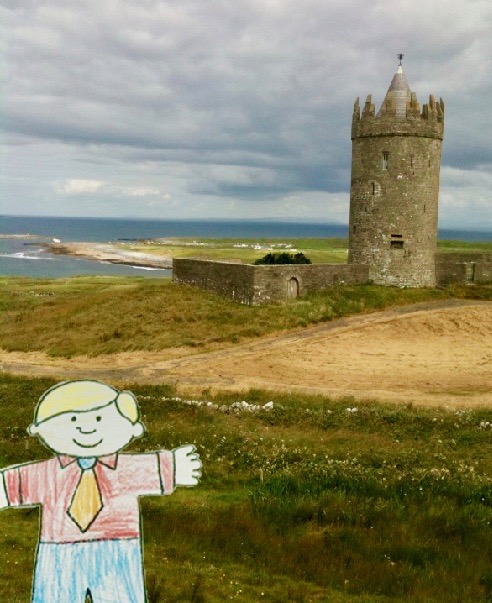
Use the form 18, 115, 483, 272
1, 299, 491, 409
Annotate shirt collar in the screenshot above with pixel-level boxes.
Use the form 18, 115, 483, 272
58, 453, 118, 470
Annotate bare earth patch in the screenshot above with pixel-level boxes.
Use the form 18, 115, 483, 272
1, 301, 491, 409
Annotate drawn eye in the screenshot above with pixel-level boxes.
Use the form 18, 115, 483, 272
71, 416, 77, 422
96, 416, 102, 422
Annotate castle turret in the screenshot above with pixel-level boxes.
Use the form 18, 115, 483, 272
348, 62, 444, 287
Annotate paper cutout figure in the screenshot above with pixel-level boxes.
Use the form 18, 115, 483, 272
0, 380, 202, 602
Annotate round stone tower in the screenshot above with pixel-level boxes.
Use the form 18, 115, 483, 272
348, 63, 444, 286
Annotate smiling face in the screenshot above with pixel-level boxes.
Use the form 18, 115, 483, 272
29, 402, 144, 457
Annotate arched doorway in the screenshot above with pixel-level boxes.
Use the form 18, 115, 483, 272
287, 277, 299, 299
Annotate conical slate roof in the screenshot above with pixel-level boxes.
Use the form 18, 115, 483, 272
378, 65, 411, 118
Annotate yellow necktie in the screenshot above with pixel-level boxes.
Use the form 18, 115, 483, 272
67, 460, 103, 532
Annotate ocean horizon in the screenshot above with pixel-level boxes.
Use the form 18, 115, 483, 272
1, 215, 491, 279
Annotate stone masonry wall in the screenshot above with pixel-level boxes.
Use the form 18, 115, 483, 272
173, 259, 257, 304
173, 254, 490, 305
436, 253, 492, 285
252, 263, 369, 304
173, 259, 369, 305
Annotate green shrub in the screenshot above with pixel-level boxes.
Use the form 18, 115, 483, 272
254, 252, 312, 265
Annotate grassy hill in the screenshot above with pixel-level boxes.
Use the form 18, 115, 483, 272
0, 277, 490, 357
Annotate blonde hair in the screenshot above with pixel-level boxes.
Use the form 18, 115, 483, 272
33, 380, 140, 425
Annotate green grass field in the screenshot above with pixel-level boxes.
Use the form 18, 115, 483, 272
119, 237, 350, 264
120, 236, 492, 265
0, 375, 491, 602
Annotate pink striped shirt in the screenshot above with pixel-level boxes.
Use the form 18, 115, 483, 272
1, 452, 174, 543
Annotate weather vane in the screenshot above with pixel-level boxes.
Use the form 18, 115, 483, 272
397, 53, 404, 66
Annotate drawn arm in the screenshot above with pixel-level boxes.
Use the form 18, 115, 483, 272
0, 472, 7, 509
0, 462, 44, 508
173, 445, 202, 487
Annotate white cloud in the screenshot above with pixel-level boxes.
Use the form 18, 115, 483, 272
54, 179, 171, 201
122, 188, 162, 198
57, 179, 106, 195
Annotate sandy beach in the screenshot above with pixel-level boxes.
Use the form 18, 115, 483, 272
44, 241, 173, 269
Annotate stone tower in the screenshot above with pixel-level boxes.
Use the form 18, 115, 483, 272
348, 63, 444, 286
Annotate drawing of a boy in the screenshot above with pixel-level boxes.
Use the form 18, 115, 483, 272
0, 380, 202, 603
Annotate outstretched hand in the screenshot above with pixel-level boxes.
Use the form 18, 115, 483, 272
173, 445, 202, 487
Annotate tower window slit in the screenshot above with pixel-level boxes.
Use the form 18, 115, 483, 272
382, 152, 389, 170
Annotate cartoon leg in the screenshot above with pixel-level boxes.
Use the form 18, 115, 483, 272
32, 543, 88, 603
87, 539, 146, 603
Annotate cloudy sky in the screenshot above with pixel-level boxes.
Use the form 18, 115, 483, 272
1, 0, 491, 228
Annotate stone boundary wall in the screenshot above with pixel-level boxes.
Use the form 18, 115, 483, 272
173, 259, 369, 305
173, 254, 491, 304
252, 263, 369, 304
172, 259, 256, 304
436, 252, 492, 285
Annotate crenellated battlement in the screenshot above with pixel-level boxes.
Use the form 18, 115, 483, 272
352, 92, 444, 140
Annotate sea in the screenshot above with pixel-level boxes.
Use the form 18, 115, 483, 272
1, 215, 491, 279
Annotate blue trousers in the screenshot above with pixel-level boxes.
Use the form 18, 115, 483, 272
33, 539, 146, 603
